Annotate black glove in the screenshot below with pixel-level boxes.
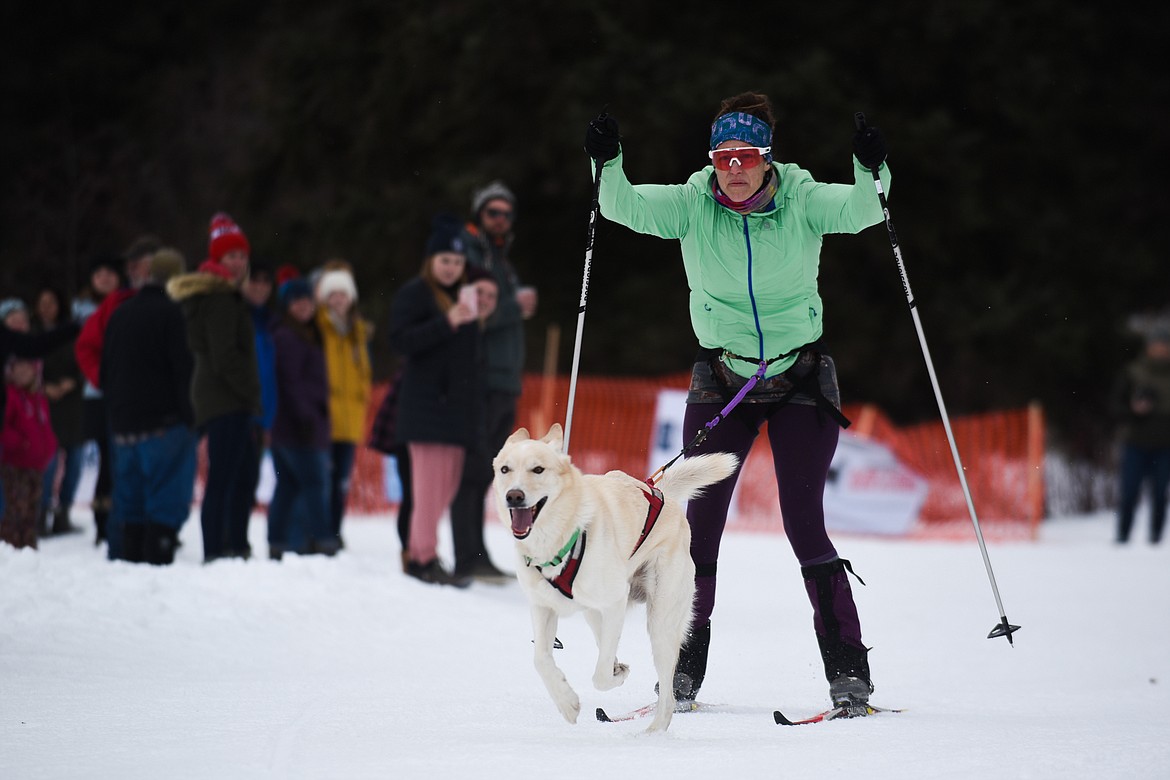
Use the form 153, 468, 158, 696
852, 124, 887, 170
585, 113, 621, 163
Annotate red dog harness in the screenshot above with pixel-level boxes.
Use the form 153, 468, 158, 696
533, 483, 664, 600
629, 484, 664, 558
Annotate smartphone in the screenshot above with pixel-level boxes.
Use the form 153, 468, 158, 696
458, 284, 478, 317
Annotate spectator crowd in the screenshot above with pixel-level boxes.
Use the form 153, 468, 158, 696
1, 180, 537, 586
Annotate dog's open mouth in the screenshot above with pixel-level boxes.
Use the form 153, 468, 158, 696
509, 497, 547, 539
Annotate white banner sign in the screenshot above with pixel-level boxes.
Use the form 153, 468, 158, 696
649, 389, 926, 536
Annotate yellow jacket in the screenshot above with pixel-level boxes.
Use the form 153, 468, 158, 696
316, 307, 372, 443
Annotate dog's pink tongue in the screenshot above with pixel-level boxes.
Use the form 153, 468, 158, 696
509, 506, 535, 539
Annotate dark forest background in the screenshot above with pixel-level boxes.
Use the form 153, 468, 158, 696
2, 1, 1167, 474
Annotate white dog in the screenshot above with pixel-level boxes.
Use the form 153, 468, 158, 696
492, 424, 737, 732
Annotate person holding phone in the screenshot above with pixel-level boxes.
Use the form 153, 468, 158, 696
457, 283, 479, 319
387, 214, 484, 587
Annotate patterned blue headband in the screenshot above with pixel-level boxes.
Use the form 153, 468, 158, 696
710, 112, 773, 161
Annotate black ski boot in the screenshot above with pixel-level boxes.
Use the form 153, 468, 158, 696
673, 620, 711, 704
802, 558, 873, 706
820, 637, 874, 706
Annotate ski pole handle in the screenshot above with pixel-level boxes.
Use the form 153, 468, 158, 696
854, 112, 881, 180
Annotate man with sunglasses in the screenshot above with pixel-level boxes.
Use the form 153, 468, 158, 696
450, 181, 537, 583
584, 93, 889, 714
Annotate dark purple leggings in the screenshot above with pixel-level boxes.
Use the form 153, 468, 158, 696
684, 401, 841, 625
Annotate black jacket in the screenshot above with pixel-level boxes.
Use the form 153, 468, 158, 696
38, 331, 85, 448
1, 320, 79, 421
1111, 354, 1170, 449
101, 284, 195, 435
388, 277, 482, 448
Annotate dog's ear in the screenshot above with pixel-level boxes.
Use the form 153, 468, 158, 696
504, 427, 531, 445
541, 423, 563, 448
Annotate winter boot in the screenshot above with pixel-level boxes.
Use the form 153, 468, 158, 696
92, 496, 111, 546
121, 523, 146, 563
821, 638, 874, 706
143, 523, 178, 566
405, 558, 471, 589
307, 537, 341, 557
673, 620, 712, 702
37, 509, 51, 538
802, 558, 873, 705
51, 506, 78, 535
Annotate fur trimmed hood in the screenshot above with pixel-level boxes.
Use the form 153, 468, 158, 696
166, 270, 237, 302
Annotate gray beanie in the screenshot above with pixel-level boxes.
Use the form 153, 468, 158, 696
0, 297, 28, 322
1148, 325, 1170, 345
470, 180, 515, 217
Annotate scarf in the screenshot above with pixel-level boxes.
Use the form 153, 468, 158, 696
710, 168, 779, 215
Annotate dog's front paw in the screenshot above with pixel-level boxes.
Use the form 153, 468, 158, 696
594, 661, 630, 691
645, 707, 673, 734
554, 691, 581, 724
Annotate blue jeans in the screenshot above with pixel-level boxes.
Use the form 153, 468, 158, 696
201, 412, 256, 561
269, 446, 331, 554
41, 445, 86, 512
1117, 443, 1170, 543
108, 425, 197, 561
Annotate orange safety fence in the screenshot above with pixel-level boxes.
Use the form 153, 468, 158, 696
348, 374, 1044, 541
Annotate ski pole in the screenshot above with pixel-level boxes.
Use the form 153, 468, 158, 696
563, 150, 603, 454
855, 112, 1020, 645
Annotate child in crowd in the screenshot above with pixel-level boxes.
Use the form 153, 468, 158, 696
268, 275, 336, 559
1, 354, 57, 549
314, 261, 372, 548
34, 286, 84, 537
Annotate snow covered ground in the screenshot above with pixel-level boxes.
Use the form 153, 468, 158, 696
2, 507, 1167, 779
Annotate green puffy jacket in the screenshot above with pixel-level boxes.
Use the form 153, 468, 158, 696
597, 151, 891, 378
167, 271, 261, 427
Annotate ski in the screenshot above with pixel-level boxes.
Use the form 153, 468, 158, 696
595, 700, 701, 722
773, 703, 903, 726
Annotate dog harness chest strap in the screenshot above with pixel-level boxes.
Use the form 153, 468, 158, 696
533, 531, 587, 599
526, 528, 581, 569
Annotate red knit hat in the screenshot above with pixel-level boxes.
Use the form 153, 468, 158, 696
208, 212, 250, 263
275, 264, 302, 287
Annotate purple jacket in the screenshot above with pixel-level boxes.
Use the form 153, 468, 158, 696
270, 316, 330, 450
